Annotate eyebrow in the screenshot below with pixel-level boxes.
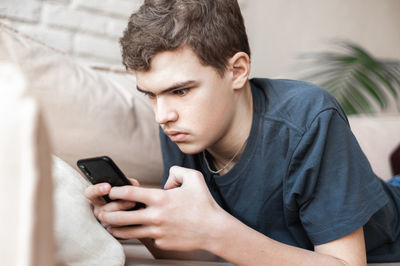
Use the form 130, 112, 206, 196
136, 80, 197, 96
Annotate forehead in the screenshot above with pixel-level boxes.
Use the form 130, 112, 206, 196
135, 47, 221, 93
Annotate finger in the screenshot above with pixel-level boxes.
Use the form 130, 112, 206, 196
128, 178, 140, 187
107, 225, 157, 240
99, 208, 154, 227
84, 183, 111, 205
101, 221, 110, 228
94, 200, 136, 220
102, 200, 138, 212
109, 186, 161, 205
164, 165, 203, 190
93, 205, 102, 219
164, 165, 186, 190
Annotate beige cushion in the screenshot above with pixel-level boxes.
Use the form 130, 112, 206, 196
0, 22, 163, 186
349, 115, 400, 180
0, 62, 54, 266
52, 155, 125, 266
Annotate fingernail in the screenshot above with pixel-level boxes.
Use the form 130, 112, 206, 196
100, 184, 108, 193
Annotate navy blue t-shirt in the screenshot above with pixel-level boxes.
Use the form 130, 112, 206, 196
159, 78, 400, 263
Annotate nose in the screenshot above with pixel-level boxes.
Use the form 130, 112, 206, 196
154, 97, 178, 125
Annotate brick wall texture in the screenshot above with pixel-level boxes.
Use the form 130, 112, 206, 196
0, 0, 248, 67
0, 0, 145, 66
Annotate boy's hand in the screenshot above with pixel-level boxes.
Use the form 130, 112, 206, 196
84, 178, 141, 228
98, 166, 228, 251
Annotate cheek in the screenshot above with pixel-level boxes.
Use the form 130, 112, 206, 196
185, 97, 231, 134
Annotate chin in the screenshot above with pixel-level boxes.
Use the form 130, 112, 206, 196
175, 142, 204, 155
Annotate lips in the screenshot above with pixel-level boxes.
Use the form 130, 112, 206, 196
164, 130, 188, 142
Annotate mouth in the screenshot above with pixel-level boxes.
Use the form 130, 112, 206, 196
164, 130, 188, 142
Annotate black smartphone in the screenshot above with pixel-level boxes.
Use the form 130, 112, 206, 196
77, 156, 145, 210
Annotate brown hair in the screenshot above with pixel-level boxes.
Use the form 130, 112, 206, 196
120, 0, 250, 75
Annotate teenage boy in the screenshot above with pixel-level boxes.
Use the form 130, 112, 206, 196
85, 0, 400, 265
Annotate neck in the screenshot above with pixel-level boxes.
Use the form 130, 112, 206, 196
207, 81, 253, 174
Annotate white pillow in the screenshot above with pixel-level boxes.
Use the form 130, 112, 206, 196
52, 155, 125, 266
0, 22, 163, 186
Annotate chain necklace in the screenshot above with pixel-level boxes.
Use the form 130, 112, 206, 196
202, 138, 248, 174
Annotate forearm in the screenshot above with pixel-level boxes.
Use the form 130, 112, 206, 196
140, 238, 222, 261
102, 171, 362, 265
203, 212, 351, 266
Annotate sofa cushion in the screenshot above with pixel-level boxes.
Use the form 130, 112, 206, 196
0, 22, 163, 186
348, 115, 400, 180
52, 155, 125, 266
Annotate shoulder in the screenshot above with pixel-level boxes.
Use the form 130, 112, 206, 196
250, 78, 348, 133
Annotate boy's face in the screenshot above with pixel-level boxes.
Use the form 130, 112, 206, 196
136, 47, 238, 154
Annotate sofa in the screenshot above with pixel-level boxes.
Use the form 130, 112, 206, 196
1, 22, 400, 266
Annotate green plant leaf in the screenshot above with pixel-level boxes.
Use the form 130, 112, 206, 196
353, 69, 386, 108
300, 41, 400, 115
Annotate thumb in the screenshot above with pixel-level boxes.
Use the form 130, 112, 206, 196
163, 166, 203, 190
128, 177, 140, 187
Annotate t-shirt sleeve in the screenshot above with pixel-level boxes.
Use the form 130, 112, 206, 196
285, 108, 389, 245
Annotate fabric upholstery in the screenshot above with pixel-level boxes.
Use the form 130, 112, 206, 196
0, 22, 163, 186
348, 115, 400, 180
52, 155, 125, 266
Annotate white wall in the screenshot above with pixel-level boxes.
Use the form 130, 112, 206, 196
242, 0, 400, 79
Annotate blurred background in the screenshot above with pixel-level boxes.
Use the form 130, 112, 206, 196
1, 0, 400, 114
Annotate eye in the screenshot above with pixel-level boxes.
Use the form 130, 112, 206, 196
173, 88, 190, 96
143, 92, 156, 99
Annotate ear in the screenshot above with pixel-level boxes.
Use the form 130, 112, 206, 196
228, 52, 250, 90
